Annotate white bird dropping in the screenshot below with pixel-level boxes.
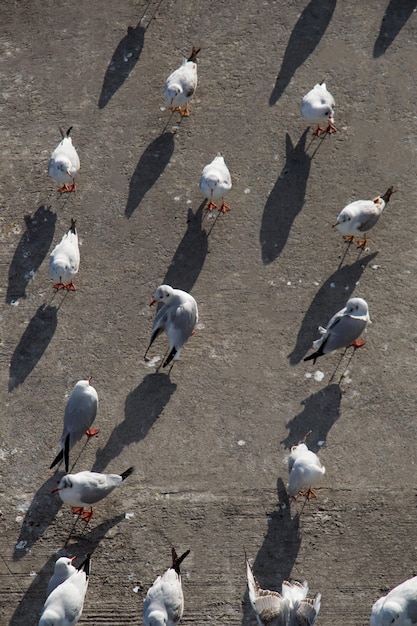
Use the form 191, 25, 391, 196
304, 297, 371, 364
164, 47, 200, 117
49, 218, 80, 291
39, 554, 90, 626
333, 187, 394, 249
199, 153, 232, 213
50, 378, 99, 473
143, 547, 190, 626
52, 467, 134, 522
144, 284, 198, 368
48, 126, 80, 193
245, 551, 321, 626
301, 82, 336, 136
370, 575, 417, 626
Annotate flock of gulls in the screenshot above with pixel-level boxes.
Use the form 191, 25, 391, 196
18, 35, 411, 626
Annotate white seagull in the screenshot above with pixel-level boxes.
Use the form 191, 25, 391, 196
301, 82, 336, 136
50, 377, 99, 473
199, 154, 232, 212
48, 126, 80, 193
49, 218, 80, 291
164, 47, 200, 117
52, 467, 134, 522
333, 187, 394, 249
370, 575, 417, 626
39, 554, 90, 626
245, 552, 321, 626
287, 435, 326, 500
304, 297, 371, 364
47, 556, 77, 596
143, 547, 190, 626
144, 284, 198, 368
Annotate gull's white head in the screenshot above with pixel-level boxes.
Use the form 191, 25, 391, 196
146, 611, 167, 626
53, 555, 76, 573
167, 84, 182, 105
344, 297, 370, 321
56, 156, 74, 178
376, 601, 402, 626
151, 284, 174, 305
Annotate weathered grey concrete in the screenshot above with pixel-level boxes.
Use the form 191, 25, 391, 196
1, 0, 417, 624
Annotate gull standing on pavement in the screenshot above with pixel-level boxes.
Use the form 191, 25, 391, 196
48, 126, 80, 193
49, 219, 80, 291
301, 82, 336, 136
50, 378, 99, 473
164, 47, 200, 117
199, 153, 232, 212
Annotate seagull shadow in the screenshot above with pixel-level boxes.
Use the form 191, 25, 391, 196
92, 373, 177, 472
8, 304, 58, 392
260, 130, 311, 264
6, 205, 56, 304
269, 0, 337, 105
125, 132, 175, 218
98, 21, 146, 108
13, 472, 65, 561
373, 0, 417, 57
241, 478, 301, 625
9, 514, 124, 625
287, 251, 378, 365
281, 384, 342, 452
162, 202, 208, 292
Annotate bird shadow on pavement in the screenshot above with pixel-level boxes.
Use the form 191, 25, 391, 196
9, 514, 124, 626
6, 205, 56, 304
162, 202, 208, 293
260, 129, 311, 265
288, 251, 378, 365
12, 472, 65, 561
125, 132, 175, 218
373, 0, 417, 58
281, 383, 341, 452
269, 0, 337, 106
8, 303, 58, 392
91, 373, 177, 472
241, 478, 301, 625
98, 19, 146, 108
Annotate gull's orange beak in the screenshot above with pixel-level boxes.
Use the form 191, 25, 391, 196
149, 299, 157, 306
70, 556, 77, 563
332, 222, 338, 228
51, 487, 60, 493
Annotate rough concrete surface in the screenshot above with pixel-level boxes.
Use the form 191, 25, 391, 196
1, 0, 417, 624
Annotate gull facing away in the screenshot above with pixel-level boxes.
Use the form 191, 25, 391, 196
39, 554, 90, 626
49, 218, 80, 291
199, 154, 232, 212
52, 467, 134, 522
301, 82, 336, 136
143, 547, 190, 626
245, 552, 321, 626
164, 46, 200, 117
50, 378, 99, 473
47, 556, 77, 596
304, 297, 371, 364
370, 575, 417, 626
48, 126, 80, 193
287, 435, 326, 499
144, 284, 198, 368
333, 186, 394, 249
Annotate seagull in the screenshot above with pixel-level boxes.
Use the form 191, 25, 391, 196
164, 47, 200, 117
143, 547, 190, 626
287, 435, 326, 500
199, 154, 232, 212
47, 556, 77, 596
50, 378, 99, 473
49, 219, 80, 291
52, 467, 134, 522
370, 575, 417, 626
301, 82, 336, 136
304, 297, 371, 364
144, 285, 198, 368
333, 187, 394, 249
39, 554, 90, 626
245, 552, 321, 626
48, 126, 80, 193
